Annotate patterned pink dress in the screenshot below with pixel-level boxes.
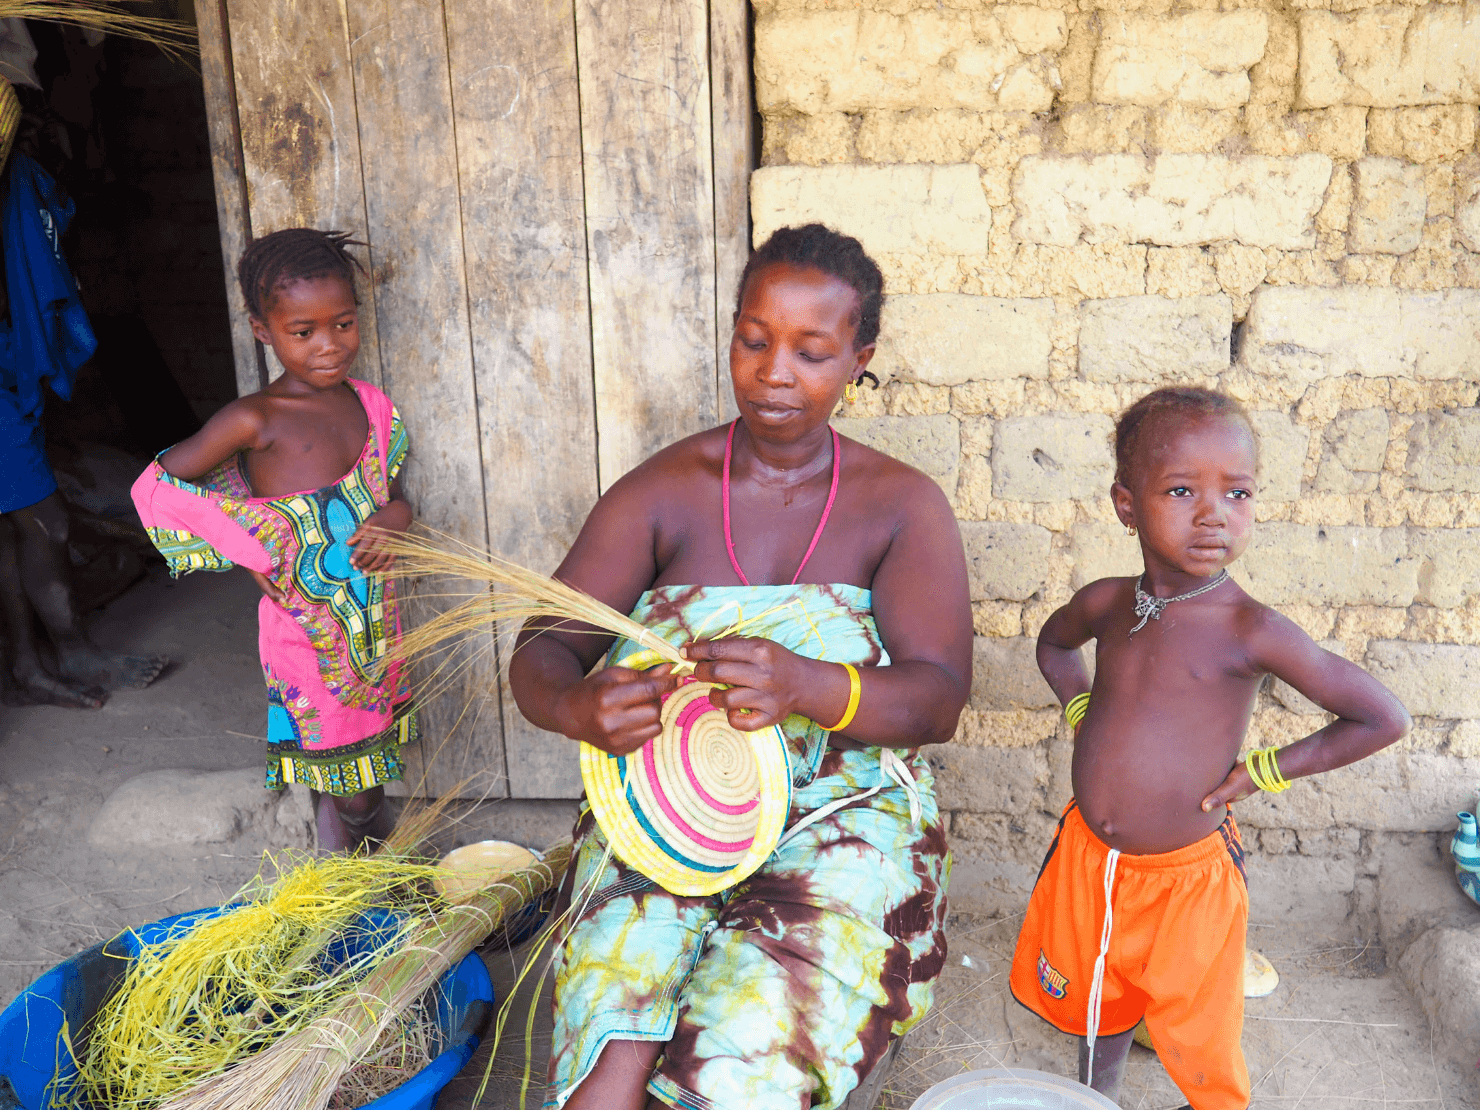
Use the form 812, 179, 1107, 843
130, 379, 415, 795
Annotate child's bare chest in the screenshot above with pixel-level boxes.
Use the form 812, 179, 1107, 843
247, 396, 369, 498
1097, 608, 1257, 693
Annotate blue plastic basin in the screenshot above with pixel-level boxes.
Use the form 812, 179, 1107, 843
0, 906, 493, 1110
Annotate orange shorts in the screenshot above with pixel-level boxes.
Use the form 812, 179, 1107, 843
1010, 802, 1250, 1110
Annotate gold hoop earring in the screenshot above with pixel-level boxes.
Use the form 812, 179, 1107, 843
844, 381, 859, 404
1126, 524, 1136, 537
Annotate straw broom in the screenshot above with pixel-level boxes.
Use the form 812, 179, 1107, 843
77, 794, 513, 1109
77, 853, 447, 1109
158, 840, 573, 1110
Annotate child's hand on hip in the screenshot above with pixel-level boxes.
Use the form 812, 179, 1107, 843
1201, 761, 1258, 812
348, 502, 412, 573
248, 568, 287, 606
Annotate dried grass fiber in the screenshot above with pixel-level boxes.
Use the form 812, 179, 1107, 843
155, 840, 572, 1110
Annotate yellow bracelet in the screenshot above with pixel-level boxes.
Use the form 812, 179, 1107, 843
1064, 692, 1091, 731
1246, 746, 1291, 793
822, 663, 862, 732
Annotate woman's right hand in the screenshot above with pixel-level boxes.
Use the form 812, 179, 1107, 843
553, 665, 680, 756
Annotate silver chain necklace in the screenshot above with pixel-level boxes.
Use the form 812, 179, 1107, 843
1129, 569, 1229, 638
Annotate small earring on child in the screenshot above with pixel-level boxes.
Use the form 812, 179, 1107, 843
1126, 524, 1137, 537
844, 380, 859, 404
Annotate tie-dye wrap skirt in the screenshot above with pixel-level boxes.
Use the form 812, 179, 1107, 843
547, 744, 950, 1110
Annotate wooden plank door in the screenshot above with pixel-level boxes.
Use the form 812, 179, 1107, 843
447, 0, 599, 799
199, 0, 751, 799
578, 0, 717, 489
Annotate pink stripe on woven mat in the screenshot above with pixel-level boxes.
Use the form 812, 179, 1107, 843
675, 697, 758, 816
641, 734, 755, 854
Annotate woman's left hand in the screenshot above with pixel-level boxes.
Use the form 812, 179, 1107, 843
681, 637, 811, 731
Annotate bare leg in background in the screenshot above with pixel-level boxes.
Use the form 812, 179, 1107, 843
7, 493, 166, 690
0, 512, 105, 706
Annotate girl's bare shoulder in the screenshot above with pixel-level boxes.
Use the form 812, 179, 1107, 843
159, 395, 270, 477
1229, 585, 1309, 645
1073, 576, 1136, 622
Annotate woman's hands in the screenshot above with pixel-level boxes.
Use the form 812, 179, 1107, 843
549, 637, 831, 756
553, 664, 680, 756
682, 637, 821, 731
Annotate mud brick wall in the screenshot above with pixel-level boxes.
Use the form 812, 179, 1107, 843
750, 0, 1480, 947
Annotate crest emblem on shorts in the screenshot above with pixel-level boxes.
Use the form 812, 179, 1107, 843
1037, 950, 1068, 999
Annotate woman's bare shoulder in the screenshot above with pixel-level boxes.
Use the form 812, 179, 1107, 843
837, 431, 952, 523
603, 426, 726, 497
579, 426, 725, 531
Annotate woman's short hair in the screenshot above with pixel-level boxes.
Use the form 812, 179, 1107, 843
736, 224, 885, 348
1114, 386, 1257, 488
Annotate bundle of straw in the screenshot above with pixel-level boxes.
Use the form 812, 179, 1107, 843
158, 840, 573, 1110
77, 853, 446, 1109
376, 529, 687, 676
0, 2, 194, 57
325, 996, 437, 1109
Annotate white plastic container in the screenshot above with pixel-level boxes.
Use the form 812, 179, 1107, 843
908, 1068, 1122, 1110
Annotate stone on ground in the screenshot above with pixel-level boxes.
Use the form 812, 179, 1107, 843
1398, 923, 1480, 1068
87, 767, 313, 850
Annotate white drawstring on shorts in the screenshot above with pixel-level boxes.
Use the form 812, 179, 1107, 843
1084, 846, 1121, 1088
777, 747, 921, 849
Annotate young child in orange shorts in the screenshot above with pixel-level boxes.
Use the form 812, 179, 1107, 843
1009, 386, 1412, 1109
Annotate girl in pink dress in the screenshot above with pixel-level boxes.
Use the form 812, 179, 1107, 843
132, 229, 414, 851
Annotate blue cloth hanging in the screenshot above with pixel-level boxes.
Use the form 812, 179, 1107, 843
0, 152, 97, 512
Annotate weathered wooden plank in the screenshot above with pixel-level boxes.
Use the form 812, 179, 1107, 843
195, 0, 266, 397
344, 0, 504, 800
577, 0, 718, 490
447, 0, 597, 798
710, 0, 752, 424
222, 0, 382, 388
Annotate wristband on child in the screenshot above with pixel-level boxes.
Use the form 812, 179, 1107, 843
1064, 692, 1091, 731
1246, 746, 1291, 793
822, 663, 861, 732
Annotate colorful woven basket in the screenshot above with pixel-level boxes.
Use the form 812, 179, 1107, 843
581, 676, 792, 897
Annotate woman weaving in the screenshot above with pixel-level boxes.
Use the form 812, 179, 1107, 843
509, 224, 973, 1110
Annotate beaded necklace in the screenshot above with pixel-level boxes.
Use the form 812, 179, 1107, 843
1128, 568, 1229, 638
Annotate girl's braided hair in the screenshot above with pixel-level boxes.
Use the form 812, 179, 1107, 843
1114, 386, 1258, 488
237, 229, 367, 319
736, 224, 885, 348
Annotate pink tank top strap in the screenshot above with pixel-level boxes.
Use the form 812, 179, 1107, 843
723, 419, 841, 587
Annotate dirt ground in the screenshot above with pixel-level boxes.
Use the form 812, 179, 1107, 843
2, 569, 1476, 1109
